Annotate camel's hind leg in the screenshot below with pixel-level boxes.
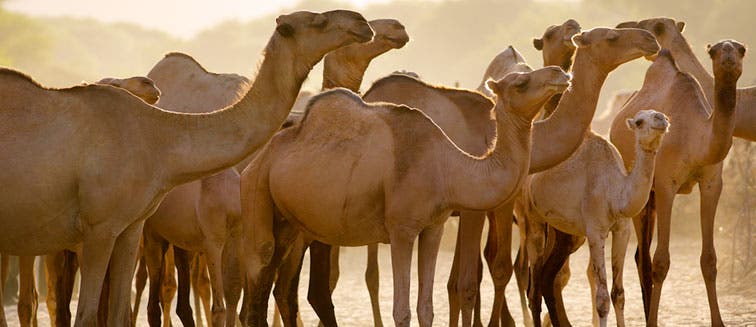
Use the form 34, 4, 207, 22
365, 243, 383, 327
0, 254, 6, 327
647, 188, 675, 327
17, 256, 38, 327
307, 240, 336, 327
513, 222, 532, 327
132, 250, 148, 326
144, 230, 169, 327
274, 235, 307, 327
222, 239, 243, 327
609, 219, 631, 327
447, 219, 462, 327
416, 223, 443, 327
173, 247, 194, 327
45, 250, 78, 327
453, 211, 485, 327
698, 170, 724, 327
486, 204, 516, 327
632, 191, 654, 320
105, 221, 145, 326
191, 254, 212, 327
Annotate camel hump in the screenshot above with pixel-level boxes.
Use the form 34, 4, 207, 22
0, 68, 45, 89
300, 87, 369, 122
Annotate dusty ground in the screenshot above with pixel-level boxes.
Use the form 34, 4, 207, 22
3, 223, 756, 326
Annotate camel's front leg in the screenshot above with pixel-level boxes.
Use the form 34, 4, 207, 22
388, 228, 417, 327
486, 203, 516, 327
609, 219, 631, 327
222, 238, 243, 327
648, 188, 675, 327
586, 230, 609, 327
204, 245, 228, 327
417, 223, 443, 327
173, 247, 195, 327
454, 211, 485, 327
524, 218, 546, 327
106, 221, 144, 326
631, 192, 655, 319
0, 254, 6, 327
307, 240, 337, 327
132, 250, 148, 326
365, 243, 383, 327
513, 219, 532, 327
698, 171, 724, 327
17, 256, 37, 327
72, 229, 117, 326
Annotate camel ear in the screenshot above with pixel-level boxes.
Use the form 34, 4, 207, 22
706, 44, 715, 58
485, 79, 500, 94
533, 38, 543, 50
626, 118, 634, 130
676, 21, 685, 33
310, 14, 328, 28
276, 16, 295, 37
616, 21, 638, 29
572, 33, 590, 48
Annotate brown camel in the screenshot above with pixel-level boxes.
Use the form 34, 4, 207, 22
271, 18, 409, 327
610, 41, 746, 327
520, 110, 670, 327
615, 18, 754, 141
240, 66, 570, 327
6, 76, 162, 327
0, 10, 373, 327
364, 26, 657, 327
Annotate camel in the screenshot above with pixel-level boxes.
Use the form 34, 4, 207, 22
364, 26, 658, 327
0, 10, 373, 327
615, 18, 754, 142
240, 66, 571, 327
609, 40, 746, 327
3, 75, 162, 327
476, 46, 533, 97
269, 18, 409, 327
520, 109, 670, 327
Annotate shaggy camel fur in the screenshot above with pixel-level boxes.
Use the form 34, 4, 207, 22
272, 18, 409, 327
610, 41, 745, 327
240, 66, 570, 327
0, 10, 372, 327
5, 76, 162, 327
521, 110, 669, 327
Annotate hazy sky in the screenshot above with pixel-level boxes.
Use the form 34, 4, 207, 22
5, 0, 395, 38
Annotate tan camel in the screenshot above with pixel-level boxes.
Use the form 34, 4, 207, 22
363, 27, 658, 327
0, 10, 373, 327
520, 110, 669, 327
610, 41, 745, 327
271, 18, 409, 327
616, 18, 754, 141
7, 76, 163, 327
476, 45, 533, 98
240, 66, 570, 327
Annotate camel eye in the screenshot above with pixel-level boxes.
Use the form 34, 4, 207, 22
635, 119, 644, 128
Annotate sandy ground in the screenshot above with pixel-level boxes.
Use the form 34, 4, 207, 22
3, 224, 756, 326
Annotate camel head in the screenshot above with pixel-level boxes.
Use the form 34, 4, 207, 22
707, 39, 746, 81
533, 19, 581, 69
275, 10, 374, 59
97, 76, 161, 105
616, 18, 686, 47
486, 66, 571, 121
370, 19, 410, 50
626, 109, 670, 152
572, 27, 660, 69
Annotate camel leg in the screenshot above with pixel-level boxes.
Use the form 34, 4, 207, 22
222, 237, 243, 327
329, 246, 340, 294
144, 230, 169, 327
586, 230, 609, 327
365, 244, 383, 327
587, 260, 598, 327
274, 236, 306, 327
0, 254, 5, 327
388, 228, 417, 327
18, 256, 38, 327
202, 244, 228, 327
133, 254, 148, 326
308, 240, 337, 327
191, 258, 203, 327
447, 222, 462, 327
72, 230, 117, 326
173, 247, 195, 327
632, 192, 654, 320
454, 211, 485, 327
539, 229, 576, 327
192, 254, 212, 327
106, 221, 144, 326
513, 222, 533, 327
417, 223, 443, 327
47, 250, 79, 327
550, 231, 584, 327
698, 172, 724, 327
610, 219, 631, 327
647, 189, 675, 327
487, 204, 516, 327
525, 219, 546, 327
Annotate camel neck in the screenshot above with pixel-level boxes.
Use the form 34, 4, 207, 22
733, 86, 756, 141
162, 34, 314, 184
666, 36, 715, 104
322, 42, 390, 92
616, 143, 657, 217
700, 75, 738, 164
447, 101, 533, 211
528, 51, 609, 173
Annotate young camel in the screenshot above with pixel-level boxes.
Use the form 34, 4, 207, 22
271, 18, 409, 327
5, 76, 162, 327
364, 27, 658, 327
610, 41, 746, 327
520, 109, 670, 327
240, 66, 571, 327
0, 10, 372, 327
616, 18, 754, 142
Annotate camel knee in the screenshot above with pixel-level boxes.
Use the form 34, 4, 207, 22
456, 278, 479, 309
596, 287, 610, 318
700, 251, 717, 281
393, 307, 411, 327
611, 286, 625, 310
491, 258, 514, 285
651, 254, 670, 283
416, 302, 434, 327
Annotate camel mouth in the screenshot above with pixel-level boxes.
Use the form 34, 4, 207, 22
384, 35, 410, 48
547, 82, 571, 91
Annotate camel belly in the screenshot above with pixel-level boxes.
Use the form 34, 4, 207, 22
0, 203, 83, 255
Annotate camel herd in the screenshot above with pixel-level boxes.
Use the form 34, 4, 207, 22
0, 8, 751, 327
